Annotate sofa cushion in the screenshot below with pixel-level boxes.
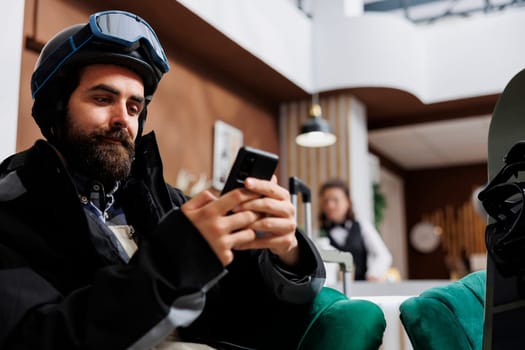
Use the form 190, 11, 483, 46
399, 270, 486, 350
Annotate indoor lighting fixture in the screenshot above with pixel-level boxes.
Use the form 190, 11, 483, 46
296, 101, 337, 148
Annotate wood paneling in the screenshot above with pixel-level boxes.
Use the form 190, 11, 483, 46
405, 163, 488, 279
280, 94, 354, 235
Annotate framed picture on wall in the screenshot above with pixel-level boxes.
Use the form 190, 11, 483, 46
213, 120, 243, 191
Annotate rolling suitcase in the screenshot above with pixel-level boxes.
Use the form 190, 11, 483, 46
288, 176, 354, 295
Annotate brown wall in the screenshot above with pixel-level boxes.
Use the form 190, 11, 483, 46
404, 163, 488, 279
18, 0, 279, 189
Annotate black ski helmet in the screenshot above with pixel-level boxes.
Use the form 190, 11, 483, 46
31, 10, 170, 142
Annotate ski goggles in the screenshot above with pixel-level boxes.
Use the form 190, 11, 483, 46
32, 10, 170, 98
89, 10, 169, 73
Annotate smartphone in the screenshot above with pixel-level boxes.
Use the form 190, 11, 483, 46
220, 146, 279, 195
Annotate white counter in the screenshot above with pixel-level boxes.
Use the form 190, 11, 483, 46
326, 279, 452, 350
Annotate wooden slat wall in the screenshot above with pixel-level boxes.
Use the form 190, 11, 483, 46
422, 199, 487, 267
405, 164, 488, 279
279, 94, 354, 237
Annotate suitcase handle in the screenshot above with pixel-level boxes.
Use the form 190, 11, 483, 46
289, 176, 313, 239
289, 176, 311, 202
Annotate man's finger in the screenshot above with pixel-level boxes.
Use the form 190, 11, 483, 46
181, 190, 216, 211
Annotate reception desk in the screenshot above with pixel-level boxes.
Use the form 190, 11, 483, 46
327, 277, 451, 350
350, 280, 450, 297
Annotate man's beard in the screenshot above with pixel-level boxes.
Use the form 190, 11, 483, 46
59, 125, 135, 187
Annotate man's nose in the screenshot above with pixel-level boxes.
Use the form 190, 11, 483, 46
110, 102, 130, 128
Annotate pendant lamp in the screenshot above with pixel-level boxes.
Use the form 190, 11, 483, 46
296, 100, 337, 148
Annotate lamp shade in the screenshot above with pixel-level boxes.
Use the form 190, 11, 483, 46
296, 104, 337, 147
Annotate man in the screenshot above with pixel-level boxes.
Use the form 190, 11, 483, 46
0, 10, 325, 350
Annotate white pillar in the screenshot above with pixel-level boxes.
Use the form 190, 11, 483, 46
348, 97, 373, 224
1, 1, 25, 161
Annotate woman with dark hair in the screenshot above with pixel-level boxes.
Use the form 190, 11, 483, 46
319, 178, 392, 281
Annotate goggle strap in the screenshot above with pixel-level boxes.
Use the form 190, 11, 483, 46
505, 141, 525, 164
32, 25, 94, 98
479, 161, 525, 202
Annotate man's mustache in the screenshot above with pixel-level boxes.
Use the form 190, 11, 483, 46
95, 129, 133, 149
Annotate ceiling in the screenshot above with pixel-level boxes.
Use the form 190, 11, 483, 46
72, 0, 500, 171
296, 0, 504, 170
369, 114, 491, 170
337, 88, 497, 171
363, 0, 523, 23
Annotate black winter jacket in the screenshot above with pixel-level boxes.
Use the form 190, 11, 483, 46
0, 132, 325, 350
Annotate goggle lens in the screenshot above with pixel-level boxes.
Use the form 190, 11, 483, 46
89, 11, 170, 73
32, 10, 170, 98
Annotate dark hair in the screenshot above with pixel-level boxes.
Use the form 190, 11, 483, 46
319, 178, 355, 225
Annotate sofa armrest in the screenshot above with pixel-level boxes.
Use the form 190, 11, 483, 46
297, 287, 386, 350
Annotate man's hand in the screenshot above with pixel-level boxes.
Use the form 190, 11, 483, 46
181, 187, 261, 266
181, 176, 300, 268
232, 176, 300, 268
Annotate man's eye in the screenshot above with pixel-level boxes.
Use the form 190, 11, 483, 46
128, 105, 141, 116
94, 96, 110, 103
